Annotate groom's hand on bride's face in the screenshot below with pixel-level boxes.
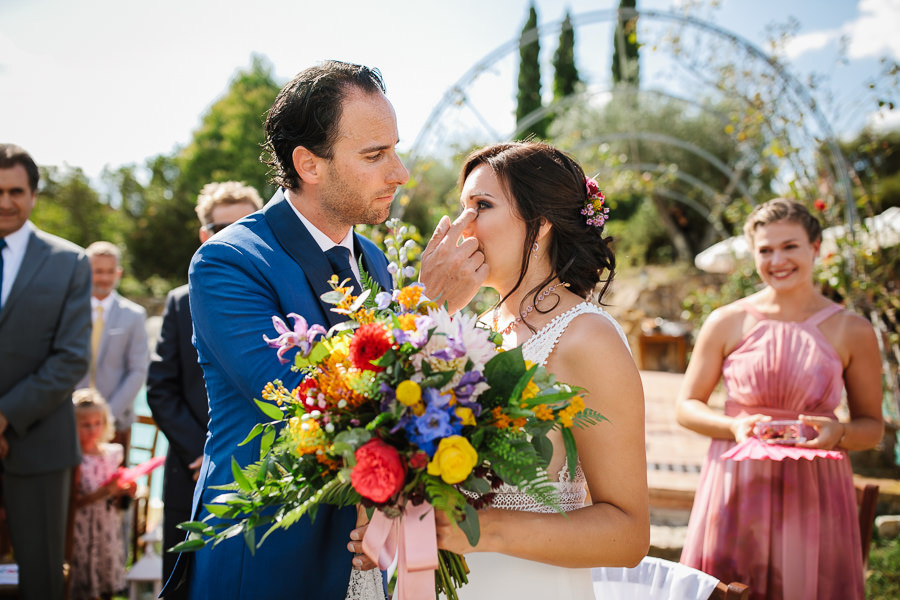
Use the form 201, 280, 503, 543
419, 209, 488, 314
348, 524, 378, 570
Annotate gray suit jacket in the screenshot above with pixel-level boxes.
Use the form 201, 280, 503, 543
76, 292, 149, 430
0, 226, 91, 475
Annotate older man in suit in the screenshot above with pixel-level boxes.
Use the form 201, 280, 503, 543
0, 144, 92, 600
163, 61, 486, 599
76, 241, 149, 453
146, 180, 262, 597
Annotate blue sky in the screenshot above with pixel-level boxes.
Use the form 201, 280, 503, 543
1, 0, 897, 180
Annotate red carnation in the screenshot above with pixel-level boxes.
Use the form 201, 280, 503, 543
350, 439, 406, 503
348, 323, 392, 372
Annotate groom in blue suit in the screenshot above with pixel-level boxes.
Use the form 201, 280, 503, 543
165, 61, 487, 599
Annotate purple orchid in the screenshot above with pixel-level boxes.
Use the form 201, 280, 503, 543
262, 313, 326, 364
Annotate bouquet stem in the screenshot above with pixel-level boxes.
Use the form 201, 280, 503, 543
435, 550, 469, 599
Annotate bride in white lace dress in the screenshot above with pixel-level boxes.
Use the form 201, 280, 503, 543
434, 141, 650, 599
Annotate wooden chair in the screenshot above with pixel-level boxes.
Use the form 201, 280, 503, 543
129, 414, 163, 563
709, 580, 751, 599
856, 482, 879, 569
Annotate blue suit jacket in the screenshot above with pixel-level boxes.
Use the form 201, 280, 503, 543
166, 192, 392, 599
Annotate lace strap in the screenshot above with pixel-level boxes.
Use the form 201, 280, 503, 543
522, 303, 629, 366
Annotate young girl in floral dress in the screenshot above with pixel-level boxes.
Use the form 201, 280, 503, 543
70, 388, 135, 600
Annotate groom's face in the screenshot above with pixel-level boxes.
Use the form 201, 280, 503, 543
317, 90, 409, 231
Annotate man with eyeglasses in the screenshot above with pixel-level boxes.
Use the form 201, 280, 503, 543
146, 180, 262, 598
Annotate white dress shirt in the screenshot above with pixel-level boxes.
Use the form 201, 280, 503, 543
0, 220, 33, 307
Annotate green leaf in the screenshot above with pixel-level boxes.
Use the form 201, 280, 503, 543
260, 426, 276, 456
254, 399, 284, 421
294, 341, 330, 369
238, 423, 266, 447
204, 504, 236, 519
561, 427, 578, 480
176, 521, 215, 535
480, 347, 526, 408
459, 503, 481, 546
231, 457, 255, 494
170, 538, 207, 553
243, 524, 256, 554
531, 434, 553, 464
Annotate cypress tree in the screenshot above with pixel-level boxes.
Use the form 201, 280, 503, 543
552, 12, 580, 101
612, 0, 640, 87
516, 3, 547, 139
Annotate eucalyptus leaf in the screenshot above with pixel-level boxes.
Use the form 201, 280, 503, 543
460, 503, 481, 546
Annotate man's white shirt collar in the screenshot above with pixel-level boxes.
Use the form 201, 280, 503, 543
0, 220, 33, 306
91, 291, 116, 318
285, 195, 361, 280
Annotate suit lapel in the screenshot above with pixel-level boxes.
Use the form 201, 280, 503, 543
0, 231, 49, 328
264, 191, 347, 328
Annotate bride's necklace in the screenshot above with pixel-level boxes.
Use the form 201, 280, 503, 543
492, 282, 570, 336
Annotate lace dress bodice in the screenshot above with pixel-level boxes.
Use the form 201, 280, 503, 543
485, 302, 629, 513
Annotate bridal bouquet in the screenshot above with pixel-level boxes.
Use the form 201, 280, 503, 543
174, 228, 601, 599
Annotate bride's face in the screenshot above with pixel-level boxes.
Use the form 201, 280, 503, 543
460, 164, 527, 293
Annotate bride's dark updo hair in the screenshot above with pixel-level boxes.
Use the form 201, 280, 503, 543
459, 141, 616, 321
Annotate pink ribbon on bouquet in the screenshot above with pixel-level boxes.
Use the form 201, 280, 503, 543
362, 501, 438, 600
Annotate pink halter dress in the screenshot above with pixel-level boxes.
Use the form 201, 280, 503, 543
680, 302, 863, 600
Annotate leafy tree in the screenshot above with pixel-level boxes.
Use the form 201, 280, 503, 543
31, 166, 126, 248
611, 0, 640, 87
123, 55, 282, 285
552, 12, 580, 101
516, 3, 547, 139
177, 53, 280, 199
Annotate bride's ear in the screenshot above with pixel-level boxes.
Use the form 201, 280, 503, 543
536, 218, 552, 243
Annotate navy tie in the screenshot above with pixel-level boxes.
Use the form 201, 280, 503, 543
325, 246, 362, 295
0, 238, 6, 311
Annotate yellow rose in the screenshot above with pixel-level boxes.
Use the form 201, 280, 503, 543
455, 406, 475, 426
427, 435, 478, 484
396, 380, 422, 406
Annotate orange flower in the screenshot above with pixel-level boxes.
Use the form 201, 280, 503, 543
491, 406, 512, 429
396, 285, 423, 311
349, 323, 392, 372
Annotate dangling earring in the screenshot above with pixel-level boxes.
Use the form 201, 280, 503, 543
531, 242, 539, 261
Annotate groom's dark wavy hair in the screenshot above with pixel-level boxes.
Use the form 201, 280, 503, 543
459, 141, 616, 332
263, 60, 386, 190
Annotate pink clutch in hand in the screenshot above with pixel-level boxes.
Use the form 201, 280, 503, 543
721, 438, 844, 461
101, 455, 166, 486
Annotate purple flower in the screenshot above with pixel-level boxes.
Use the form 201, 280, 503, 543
262, 313, 326, 364
393, 314, 433, 349
374, 291, 393, 310
454, 371, 485, 416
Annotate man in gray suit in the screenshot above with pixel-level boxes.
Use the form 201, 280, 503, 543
0, 143, 92, 600
76, 241, 149, 454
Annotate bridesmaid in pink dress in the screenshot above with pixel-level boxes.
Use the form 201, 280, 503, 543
676, 199, 883, 600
